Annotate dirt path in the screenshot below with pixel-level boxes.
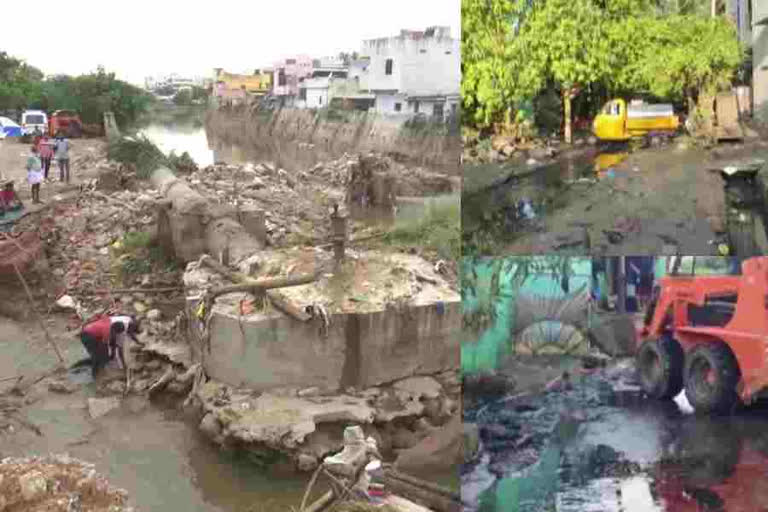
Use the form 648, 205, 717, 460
0, 137, 106, 205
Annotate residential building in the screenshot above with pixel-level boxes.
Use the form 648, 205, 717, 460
213, 68, 273, 97
726, 0, 752, 45
272, 56, 314, 106
357, 26, 460, 119
298, 68, 349, 109
313, 56, 347, 70
753, 1, 768, 123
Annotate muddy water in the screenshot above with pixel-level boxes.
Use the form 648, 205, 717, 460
140, 124, 215, 167
0, 317, 314, 511
463, 365, 768, 512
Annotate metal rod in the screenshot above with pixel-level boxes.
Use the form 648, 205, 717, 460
13, 262, 65, 367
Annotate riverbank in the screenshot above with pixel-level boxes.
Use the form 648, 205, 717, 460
205, 106, 461, 175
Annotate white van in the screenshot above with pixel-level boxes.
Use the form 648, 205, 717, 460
20, 110, 48, 136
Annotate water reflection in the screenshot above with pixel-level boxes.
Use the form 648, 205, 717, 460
140, 124, 214, 167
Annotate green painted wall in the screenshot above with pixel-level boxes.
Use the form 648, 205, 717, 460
462, 257, 592, 374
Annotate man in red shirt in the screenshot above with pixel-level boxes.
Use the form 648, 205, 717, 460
75, 314, 143, 378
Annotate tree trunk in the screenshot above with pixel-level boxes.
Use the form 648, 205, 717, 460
563, 91, 573, 145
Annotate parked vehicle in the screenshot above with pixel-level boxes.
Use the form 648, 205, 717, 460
592, 99, 680, 141
20, 110, 48, 137
0, 116, 22, 138
49, 110, 83, 137
636, 256, 768, 414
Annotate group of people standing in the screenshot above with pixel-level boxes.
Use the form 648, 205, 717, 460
26, 132, 71, 204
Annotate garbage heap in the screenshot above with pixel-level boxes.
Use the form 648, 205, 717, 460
0, 454, 134, 512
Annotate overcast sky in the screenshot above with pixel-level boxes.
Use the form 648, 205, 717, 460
1, 0, 459, 87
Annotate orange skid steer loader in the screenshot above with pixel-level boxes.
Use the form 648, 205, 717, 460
636, 257, 768, 414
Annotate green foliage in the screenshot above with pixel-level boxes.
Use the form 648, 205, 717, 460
167, 150, 199, 174
0, 53, 151, 128
107, 135, 197, 178
384, 196, 460, 260
462, 0, 742, 131
107, 135, 172, 179
630, 15, 743, 99
173, 89, 193, 106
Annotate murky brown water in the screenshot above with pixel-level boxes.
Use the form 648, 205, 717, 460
0, 317, 315, 511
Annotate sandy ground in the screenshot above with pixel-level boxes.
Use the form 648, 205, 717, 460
0, 137, 106, 206
463, 139, 768, 256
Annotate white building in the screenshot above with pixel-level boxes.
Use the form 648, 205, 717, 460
357, 26, 460, 119
753, 1, 768, 123
298, 68, 349, 109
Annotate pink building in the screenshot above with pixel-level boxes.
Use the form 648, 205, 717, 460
272, 55, 313, 102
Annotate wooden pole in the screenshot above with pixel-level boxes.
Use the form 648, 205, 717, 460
13, 263, 65, 367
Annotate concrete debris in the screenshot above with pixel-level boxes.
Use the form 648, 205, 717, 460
181, 152, 456, 247
192, 370, 460, 471
87, 397, 121, 419
0, 455, 131, 511
187, 247, 458, 315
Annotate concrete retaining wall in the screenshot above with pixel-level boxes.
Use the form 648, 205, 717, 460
192, 299, 461, 391
205, 107, 461, 175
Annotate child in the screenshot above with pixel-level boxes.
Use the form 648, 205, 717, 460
0, 180, 23, 215
27, 145, 43, 204
38, 135, 53, 181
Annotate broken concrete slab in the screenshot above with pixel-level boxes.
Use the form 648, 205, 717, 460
392, 376, 443, 400
196, 382, 375, 450
185, 248, 460, 391
87, 397, 121, 419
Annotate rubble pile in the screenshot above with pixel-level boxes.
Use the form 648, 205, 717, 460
190, 371, 461, 472
184, 246, 457, 315
0, 454, 133, 512
184, 160, 341, 246
182, 152, 458, 246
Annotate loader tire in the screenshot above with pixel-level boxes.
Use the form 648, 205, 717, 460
637, 335, 684, 400
684, 342, 741, 415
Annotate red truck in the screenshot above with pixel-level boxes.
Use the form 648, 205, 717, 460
48, 110, 83, 137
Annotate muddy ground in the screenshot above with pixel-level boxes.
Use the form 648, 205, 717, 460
462, 356, 768, 512
463, 138, 768, 256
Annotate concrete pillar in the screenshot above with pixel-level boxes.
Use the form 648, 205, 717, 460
331, 209, 347, 265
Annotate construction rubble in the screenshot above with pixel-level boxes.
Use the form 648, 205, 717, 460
0, 454, 133, 512
190, 371, 461, 472
0, 144, 463, 497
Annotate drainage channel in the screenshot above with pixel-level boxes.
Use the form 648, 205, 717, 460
462, 361, 768, 512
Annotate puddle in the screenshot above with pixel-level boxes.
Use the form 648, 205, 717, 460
463, 367, 768, 512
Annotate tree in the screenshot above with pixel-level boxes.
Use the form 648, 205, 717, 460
462, 0, 543, 128
173, 89, 193, 106
517, 0, 610, 143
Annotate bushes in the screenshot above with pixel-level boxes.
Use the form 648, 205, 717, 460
106, 135, 197, 179
384, 195, 460, 260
